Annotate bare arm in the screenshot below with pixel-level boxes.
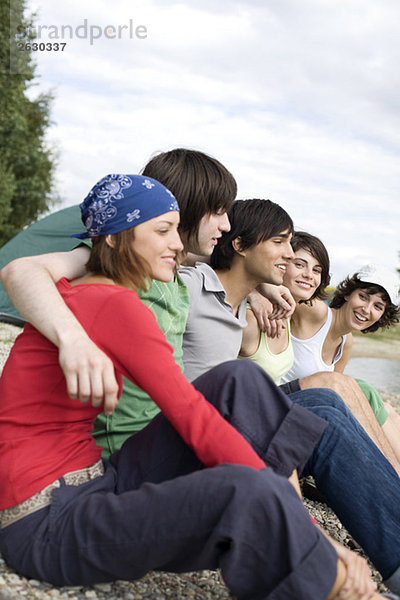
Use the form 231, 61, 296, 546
240, 308, 261, 356
334, 333, 353, 373
0, 248, 119, 413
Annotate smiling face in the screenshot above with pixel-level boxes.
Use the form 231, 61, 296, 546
342, 289, 387, 331
132, 211, 183, 282
242, 230, 294, 285
283, 248, 323, 302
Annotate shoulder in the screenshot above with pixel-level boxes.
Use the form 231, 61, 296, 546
179, 262, 219, 295
295, 299, 328, 325
60, 280, 146, 319
344, 331, 353, 351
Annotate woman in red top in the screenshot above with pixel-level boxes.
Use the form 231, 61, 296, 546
0, 174, 382, 600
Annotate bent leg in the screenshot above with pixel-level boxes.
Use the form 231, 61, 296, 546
0, 464, 338, 600
383, 403, 400, 467
192, 360, 327, 476
290, 387, 400, 588
300, 372, 400, 476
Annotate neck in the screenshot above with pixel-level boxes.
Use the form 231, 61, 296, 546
182, 251, 209, 266
330, 306, 352, 337
215, 261, 260, 314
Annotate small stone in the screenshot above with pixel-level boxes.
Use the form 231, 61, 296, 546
93, 583, 112, 592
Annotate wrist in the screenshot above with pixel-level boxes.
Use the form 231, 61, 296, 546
54, 320, 88, 350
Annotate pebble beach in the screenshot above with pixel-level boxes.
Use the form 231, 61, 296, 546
0, 322, 399, 599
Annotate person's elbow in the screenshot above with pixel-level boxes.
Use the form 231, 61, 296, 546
0, 256, 32, 288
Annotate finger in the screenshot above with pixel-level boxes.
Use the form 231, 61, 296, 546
65, 370, 79, 400
338, 558, 375, 600
77, 371, 91, 403
255, 312, 266, 332
271, 303, 287, 317
102, 366, 119, 416
266, 319, 276, 338
264, 320, 272, 336
90, 370, 106, 408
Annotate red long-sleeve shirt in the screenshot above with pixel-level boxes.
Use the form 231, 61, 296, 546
0, 278, 265, 510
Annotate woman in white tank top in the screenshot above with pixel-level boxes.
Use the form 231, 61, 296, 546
280, 232, 400, 468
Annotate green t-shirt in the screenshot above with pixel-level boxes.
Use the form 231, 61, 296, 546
92, 275, 190, 457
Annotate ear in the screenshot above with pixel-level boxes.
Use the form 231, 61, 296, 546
232, 236, 246, 257
105, 234, 116, 248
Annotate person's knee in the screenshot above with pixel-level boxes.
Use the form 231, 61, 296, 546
302, 371, 351, 391
291, 387, 346, 412
312, 405, 345, 428
208, 359, 276, 391
218, 463, 286, 502
222, 359, 269, 379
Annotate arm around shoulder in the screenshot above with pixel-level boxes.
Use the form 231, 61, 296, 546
1, 247, 119, 411
0, 247, 90, 341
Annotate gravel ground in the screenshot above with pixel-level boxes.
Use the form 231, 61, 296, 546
0, 323, 398, 599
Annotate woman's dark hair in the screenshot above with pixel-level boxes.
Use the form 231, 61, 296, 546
86, 228, 151, 291
330, 274, 400, 333
210, 199, 294, 271
142, 148, 237, 243
290, 231, 331, 302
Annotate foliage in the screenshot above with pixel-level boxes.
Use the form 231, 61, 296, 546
353, 323, 400, 342
0, 0, 56, 247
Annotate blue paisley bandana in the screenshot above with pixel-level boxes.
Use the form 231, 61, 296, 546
73, 174, 179, 239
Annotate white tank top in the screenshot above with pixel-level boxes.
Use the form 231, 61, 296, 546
280, 307, 346, 383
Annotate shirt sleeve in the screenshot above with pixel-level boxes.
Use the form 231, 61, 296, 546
90, 288, 265, 470
177, 266, 203, 303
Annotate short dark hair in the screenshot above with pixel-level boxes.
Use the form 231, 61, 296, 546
86, 228, 150, 291
142, 148, 237, 242
290, 231, 331, 302
210, 199, 294, 271
330, 274, 400, 333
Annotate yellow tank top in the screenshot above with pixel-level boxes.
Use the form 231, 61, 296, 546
239, 319, 294, 385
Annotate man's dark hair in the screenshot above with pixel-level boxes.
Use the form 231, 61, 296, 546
142, 148, 237, 242
330, 274, 400, 333
211, 199, 293, 271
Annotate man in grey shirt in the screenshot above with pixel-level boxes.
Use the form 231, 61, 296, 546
179, 262, 248, 381
179, 198, 293, 382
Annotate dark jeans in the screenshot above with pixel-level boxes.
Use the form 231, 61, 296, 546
0, 361, 337, 600
289, 387, 400, 589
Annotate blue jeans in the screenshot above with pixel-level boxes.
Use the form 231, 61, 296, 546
289, 387, 400, 588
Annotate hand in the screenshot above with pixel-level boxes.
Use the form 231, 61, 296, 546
262, 284, 296, 319
264, 318, 286, 339
332, 541, 376, 600
247, 291, 274, 332
247, 286, 295, 332
58, 333, 119, 415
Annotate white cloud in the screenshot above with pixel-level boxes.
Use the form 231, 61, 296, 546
24, 0, 400, 284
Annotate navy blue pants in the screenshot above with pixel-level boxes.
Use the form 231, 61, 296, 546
0, 361, 337, 600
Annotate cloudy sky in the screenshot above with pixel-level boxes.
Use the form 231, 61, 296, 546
22, 0, 400, 285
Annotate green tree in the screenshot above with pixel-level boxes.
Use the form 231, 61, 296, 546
0, 0, 56, 246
